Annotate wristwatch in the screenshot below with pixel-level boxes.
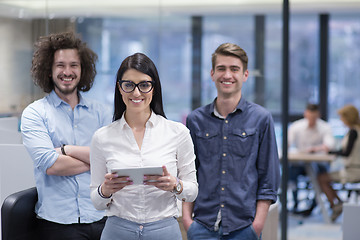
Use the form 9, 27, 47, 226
173, 177, 183, 194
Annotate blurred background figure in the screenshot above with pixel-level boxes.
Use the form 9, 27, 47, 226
288, 103, 335, 216
318, 104, 360, 222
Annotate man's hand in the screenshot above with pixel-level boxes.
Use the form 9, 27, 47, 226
182, 201, 195, 231
182, 217, 194, 231
252, 200, 271, 237
47, 145, 91, 176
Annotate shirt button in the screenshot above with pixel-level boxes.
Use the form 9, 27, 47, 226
223, 136, 227, 140
221, 204, 225, 208
242, 132, 246, 136
206, 133, 209, 137
223, 153, 226, 157
139, 225, 143, 230
225, 120, 228, 124
222, 170, 226, 174
221, 187, 225, 191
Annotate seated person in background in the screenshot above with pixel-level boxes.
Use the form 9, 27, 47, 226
318, 104, 360, 222
288, 103, 335, 215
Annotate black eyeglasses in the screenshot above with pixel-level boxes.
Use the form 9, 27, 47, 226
118, 80, 155, 93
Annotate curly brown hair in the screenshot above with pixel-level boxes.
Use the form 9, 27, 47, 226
31, 31, 98, 93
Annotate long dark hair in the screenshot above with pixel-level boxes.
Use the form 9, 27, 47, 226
113, 53, 166, 121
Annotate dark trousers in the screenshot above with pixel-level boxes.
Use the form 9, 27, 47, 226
37, 217, 106, 240
289, 163, 327, 210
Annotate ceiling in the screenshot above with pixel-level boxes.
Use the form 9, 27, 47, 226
0, 0, 360, 19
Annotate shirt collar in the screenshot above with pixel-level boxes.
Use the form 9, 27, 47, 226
305, 119, 320, 130
77, 93, 88, 107
118, 110, 158, 129
49, 90, 88, 108
147, 111, 158, 127
210, 97, 246, 119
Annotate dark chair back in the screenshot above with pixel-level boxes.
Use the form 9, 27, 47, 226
1, 187, 38, 240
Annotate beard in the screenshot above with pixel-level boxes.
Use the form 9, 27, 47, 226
54, 82, 77, 95
52, 74, 79, 95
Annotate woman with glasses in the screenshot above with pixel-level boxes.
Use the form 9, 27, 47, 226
89, 53, 198, 240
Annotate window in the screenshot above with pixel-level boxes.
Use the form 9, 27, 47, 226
78, 16, 192, 122
329, 15, 360, 120
202, 15, 255, 105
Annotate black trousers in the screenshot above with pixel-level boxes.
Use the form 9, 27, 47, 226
37, 217, 106, 240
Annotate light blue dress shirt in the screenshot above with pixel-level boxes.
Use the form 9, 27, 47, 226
21, 90, 112, 224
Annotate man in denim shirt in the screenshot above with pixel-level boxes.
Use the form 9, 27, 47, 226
182, 43, 280, 240
21, 32, 111, 240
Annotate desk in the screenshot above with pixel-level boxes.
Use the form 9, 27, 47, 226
288, 152, 335, 223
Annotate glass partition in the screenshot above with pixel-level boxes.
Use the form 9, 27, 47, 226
202, 15, 255, 105
2, 1, 360, 239
78, 16, 192, 122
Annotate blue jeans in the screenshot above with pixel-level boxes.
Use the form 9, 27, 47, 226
100, 216, 182, 240
187, 221, 260, 240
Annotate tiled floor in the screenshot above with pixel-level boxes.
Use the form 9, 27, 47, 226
281, 188, 351, 240
285, 207, 342, 240
178, 188, 353, 240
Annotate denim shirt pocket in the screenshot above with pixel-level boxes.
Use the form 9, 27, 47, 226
195, 130, 220, 159
229, 128, 257, 157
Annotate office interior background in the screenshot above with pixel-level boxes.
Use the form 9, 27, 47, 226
0, 0, 360, 237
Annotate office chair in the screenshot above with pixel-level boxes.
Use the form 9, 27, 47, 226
1, 187, 38, 240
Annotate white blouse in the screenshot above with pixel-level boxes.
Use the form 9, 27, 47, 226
90, 112, 198, 223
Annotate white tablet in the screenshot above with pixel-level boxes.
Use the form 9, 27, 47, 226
110, 166, 163, 184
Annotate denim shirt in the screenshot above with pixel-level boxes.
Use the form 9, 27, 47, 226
186, 97, 280, 235
21, 90, 112, 224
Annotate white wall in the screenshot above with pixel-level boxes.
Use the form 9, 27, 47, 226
0, 116, 19, 131
0, 144, 35, 204
0, 17, 33, 114
0, 144, 35, 238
